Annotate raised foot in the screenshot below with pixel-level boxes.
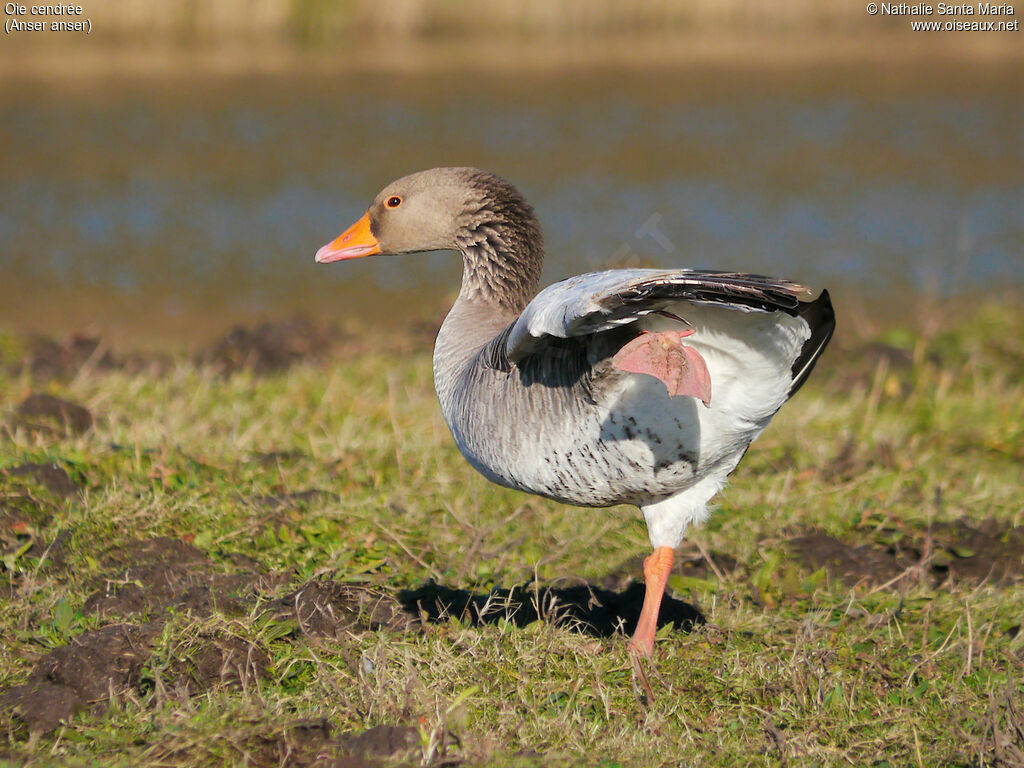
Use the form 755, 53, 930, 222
611, 330, 712, 405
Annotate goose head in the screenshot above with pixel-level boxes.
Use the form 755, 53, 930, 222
316, 167, 540, 261
315, 167, 545, 311
316, 168, 488, 262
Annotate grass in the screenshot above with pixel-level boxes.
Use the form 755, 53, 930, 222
0, 292, 1022, 766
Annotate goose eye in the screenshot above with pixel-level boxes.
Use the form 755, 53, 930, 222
386, 196, 402, 208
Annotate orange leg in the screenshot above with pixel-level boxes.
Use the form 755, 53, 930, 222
628, 546, 674, 656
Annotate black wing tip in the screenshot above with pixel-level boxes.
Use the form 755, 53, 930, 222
788, 288, 836, 398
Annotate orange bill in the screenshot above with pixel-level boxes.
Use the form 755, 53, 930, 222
315, 211, 382, 263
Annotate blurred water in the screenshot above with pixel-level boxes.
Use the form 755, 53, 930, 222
0, 64, 1021, 341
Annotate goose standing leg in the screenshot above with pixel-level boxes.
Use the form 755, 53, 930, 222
628, 546, 675, 656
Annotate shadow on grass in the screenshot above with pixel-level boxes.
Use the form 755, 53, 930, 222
398, 581, 704, 639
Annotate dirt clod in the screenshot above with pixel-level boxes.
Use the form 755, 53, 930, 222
0, 494, 72, 574
0, 494, 51, 554
339, 725, 420, 758
247, 719, 425, 768
29, 529, 73, 571
15, 394, 94, 435
790, 531, 910, 586
275, 580, 415, 639
32, 623, 159, 707
790, 519, 1024, 588
83, 536, 276, 620
21, 335, 116, 381
108, 537, 210, 567
251, 719, 337, 768
165, 634, 271, 697
5, 462, 82, 499
0, 682, 83, 734
1, 535, 290, 734
203, 317, 342, 375
1, 623, 162, 732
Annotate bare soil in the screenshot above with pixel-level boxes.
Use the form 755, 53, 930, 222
5, 513, 1022, 737
1, 460, 81, 574
6, 323, 347, 383
201, 317, 346, 376
791, 520, 1024, 588
247, 720, 424, 768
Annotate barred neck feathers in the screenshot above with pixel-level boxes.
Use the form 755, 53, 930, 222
453, 171, 544, 315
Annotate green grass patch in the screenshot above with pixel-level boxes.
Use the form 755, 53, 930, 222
0, 294, 1022, 766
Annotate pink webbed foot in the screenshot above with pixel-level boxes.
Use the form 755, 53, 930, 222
611, 329, 712, 406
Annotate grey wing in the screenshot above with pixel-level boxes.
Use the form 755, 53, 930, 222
506, 269, 818, 356
504, 269, 834, 397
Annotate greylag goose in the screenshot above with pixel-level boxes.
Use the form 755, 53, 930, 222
315, 168, 834, 656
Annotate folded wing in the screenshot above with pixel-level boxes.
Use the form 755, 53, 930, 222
506, 268, 833, 396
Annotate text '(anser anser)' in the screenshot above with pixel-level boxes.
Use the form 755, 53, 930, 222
316, 168, 834, 656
